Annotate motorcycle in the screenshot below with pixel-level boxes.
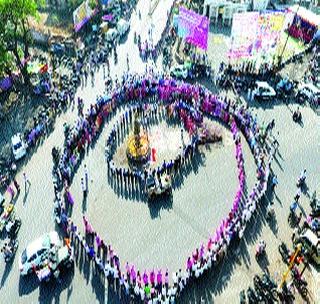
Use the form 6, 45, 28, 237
278, 242, 290, 265
310, 191, 320, 217
266, 204, 275, 222
54, 199, 62, 225
247, 286, 263, 303
292, 268, 308, 298
277, 282, 295, 303
5, 216, 22, 239
292, 110, 302, 123
2, 239, 19, 263
296, 176, 306, 188
296, 170, 306, 188
288, 209, 298, 227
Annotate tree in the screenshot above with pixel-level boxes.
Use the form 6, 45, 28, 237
0, 0, 43, 86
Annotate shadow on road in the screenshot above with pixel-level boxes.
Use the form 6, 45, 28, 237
177, 187, 278, 302
1, 261, 13, 287
74, 239, 105, 304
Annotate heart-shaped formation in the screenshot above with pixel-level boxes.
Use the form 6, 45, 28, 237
53, 75, 271, 301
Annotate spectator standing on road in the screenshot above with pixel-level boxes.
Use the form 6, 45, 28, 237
84, 164, 89, 190
7, 185, 15, 202
81, 177, 87, 198
23, 172, 31, 192
271, 174, 278, 191
13, 178, 20, 193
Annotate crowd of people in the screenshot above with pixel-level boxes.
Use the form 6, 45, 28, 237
51, 72, 274, 302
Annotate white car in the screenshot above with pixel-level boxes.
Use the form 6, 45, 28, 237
19, 231, 61, 275
117, 19, 130, 36
252, 81, 276, 101
11, 133, 27, 160
297, 83, 320, 105
105, 28, 118, 42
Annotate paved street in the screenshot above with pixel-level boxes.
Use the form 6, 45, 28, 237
0, 2, 319, 304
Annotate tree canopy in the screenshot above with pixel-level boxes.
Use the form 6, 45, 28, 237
0, 0, 43, 83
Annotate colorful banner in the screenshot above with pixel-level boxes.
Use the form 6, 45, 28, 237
73, 1, 97, 32
228, 12, 259, 58
228, 11, 286, 59
177, 7, 209, 50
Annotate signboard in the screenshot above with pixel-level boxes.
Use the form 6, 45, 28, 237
228, 12, 259, 58
73, 0, 97, 32
228, 11, 286, 59
177, 7, 209, 50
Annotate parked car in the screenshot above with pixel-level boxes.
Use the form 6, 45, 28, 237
105, 28, 118, 42
19, 231, 61, 275
146, 174, 172, 200
296, 228, 320, 265
117, 19, 130, 37
11, 133, 27, 160
296, 83, 320, 105
170, 64, 189, 79
252, 81, 276, 101
50, 43, 65, 57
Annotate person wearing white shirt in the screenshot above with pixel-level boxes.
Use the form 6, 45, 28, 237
134, 283, 139, 295
140, 288, 145, 301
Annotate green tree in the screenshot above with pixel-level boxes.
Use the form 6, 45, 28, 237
0, 0, 43, 86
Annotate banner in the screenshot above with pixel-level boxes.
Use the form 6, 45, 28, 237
228, 12, 259, 58
228, 11, 286, 59
73, 1, 96, 32
177, 7, 209, 50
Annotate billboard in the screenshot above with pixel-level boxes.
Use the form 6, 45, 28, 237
228, 12, 259, 58
229, 11, 286, 59
73, 1, 97, 32
177, 7, 209, 50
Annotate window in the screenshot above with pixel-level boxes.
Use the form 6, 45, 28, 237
13, 142, 22, 150
37, 248, 47, 257
28, 253, 37, 262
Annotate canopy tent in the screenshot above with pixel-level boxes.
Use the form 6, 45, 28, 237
287, 5, 320, 43
288, 5, 320, 27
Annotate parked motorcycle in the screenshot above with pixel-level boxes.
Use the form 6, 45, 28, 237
292, 267, 308, 298
5, 216, 22, 239
2, 239, 19, 263
278, 242, 290, 265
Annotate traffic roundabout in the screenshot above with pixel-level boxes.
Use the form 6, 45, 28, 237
52, 73, 272, 301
